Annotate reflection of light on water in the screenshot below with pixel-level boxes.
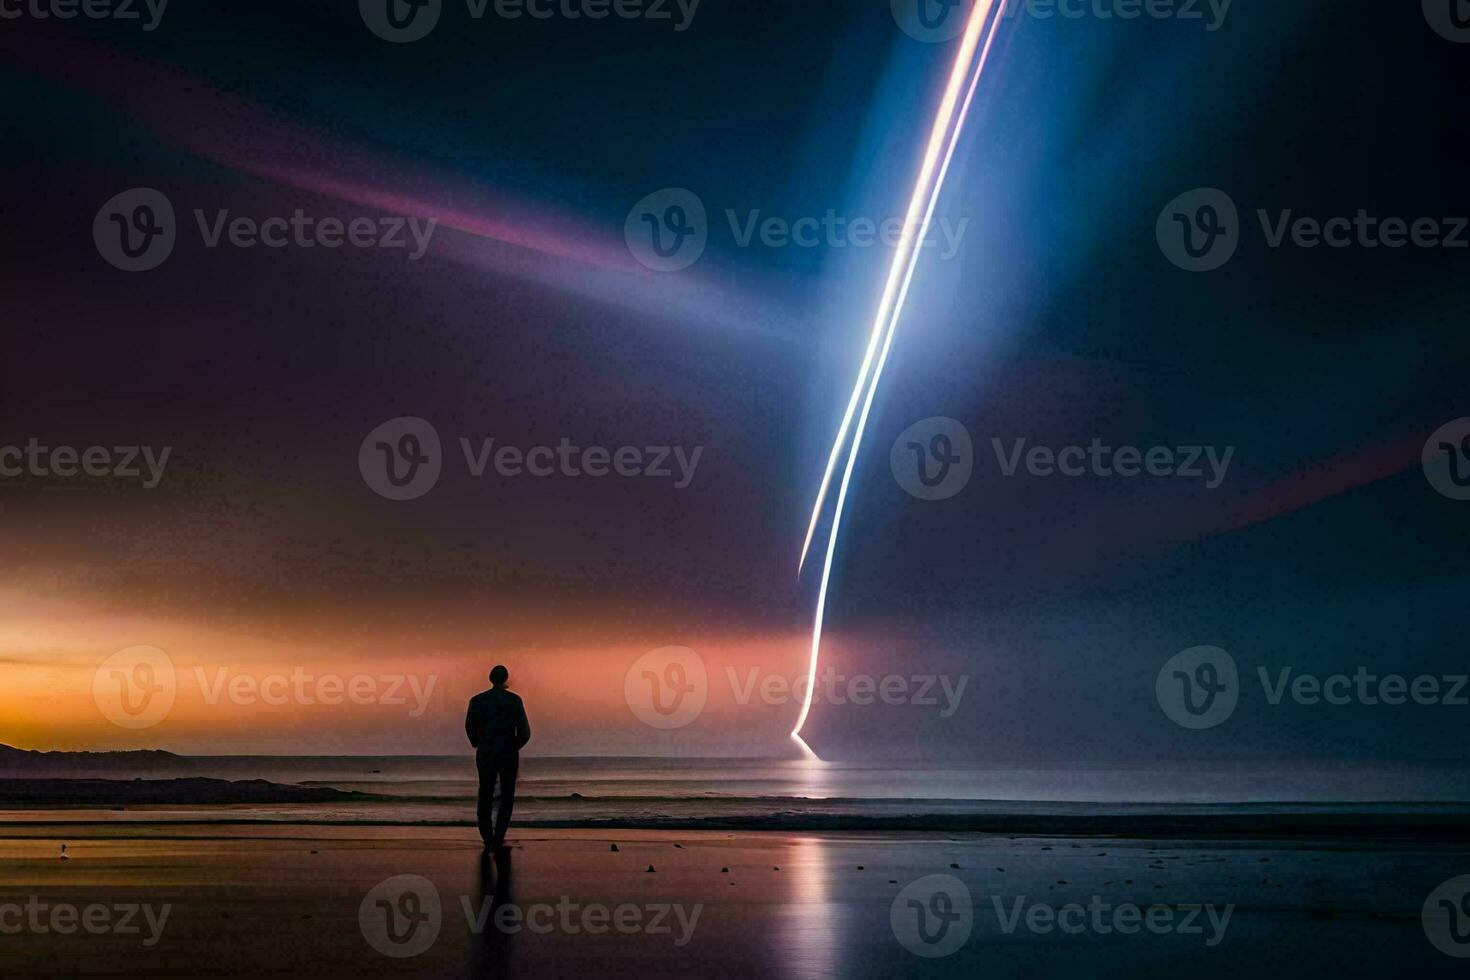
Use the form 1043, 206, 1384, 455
788, 757, 835, 798
783, 761, 839, 978
787, 837, 837, 980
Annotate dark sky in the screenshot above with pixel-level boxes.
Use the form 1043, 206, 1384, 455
1, 1, 1466, 762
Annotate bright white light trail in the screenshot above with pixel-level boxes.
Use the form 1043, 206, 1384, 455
791, 0, 1010, 761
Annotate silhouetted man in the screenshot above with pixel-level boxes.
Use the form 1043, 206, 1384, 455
465, 665, 531, 849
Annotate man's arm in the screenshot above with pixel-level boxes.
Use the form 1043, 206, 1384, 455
464, 699, 479, 748
515, 699, 531, 750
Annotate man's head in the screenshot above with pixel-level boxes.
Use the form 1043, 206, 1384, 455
489, 665, 509, 688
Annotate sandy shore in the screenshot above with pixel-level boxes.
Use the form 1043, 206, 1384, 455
1, 825, 1467, 977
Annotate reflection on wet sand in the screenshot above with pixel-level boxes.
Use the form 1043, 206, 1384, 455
785, 837, 838, 979
3, 825, 1465, 979
467, 847, 513, 977
784, 761, 839, 978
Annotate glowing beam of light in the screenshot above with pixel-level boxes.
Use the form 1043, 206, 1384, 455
797, 1, 1007, 576
792, 0, 1009, 761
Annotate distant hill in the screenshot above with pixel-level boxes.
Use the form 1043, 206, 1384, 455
0, 743, 196, 774
0, 777, 378, 806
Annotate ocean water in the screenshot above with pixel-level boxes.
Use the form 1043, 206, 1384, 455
8, 756, 1470, 826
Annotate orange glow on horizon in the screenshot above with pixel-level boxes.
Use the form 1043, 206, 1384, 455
0, 585, 828, 755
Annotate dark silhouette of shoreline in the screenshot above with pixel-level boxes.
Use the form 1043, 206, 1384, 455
0, 777, 382, 806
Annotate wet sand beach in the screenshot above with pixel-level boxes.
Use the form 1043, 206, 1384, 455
2, 825, 1467, 978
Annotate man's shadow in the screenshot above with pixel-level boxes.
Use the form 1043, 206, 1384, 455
467, 847, 513, 976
